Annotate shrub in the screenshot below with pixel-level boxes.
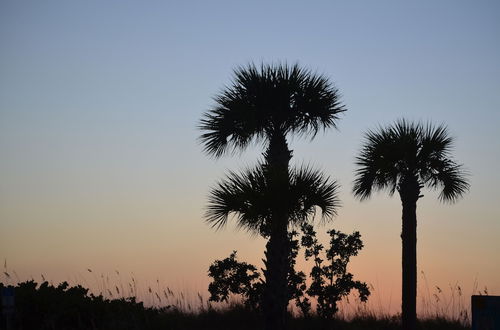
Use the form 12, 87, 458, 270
207, 226, 370, 319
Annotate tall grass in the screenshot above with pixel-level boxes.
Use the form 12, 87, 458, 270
1, 261, 480, 328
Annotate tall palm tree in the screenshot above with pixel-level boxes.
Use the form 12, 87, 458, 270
199, 63, 345, 330
353, 120, 469, 330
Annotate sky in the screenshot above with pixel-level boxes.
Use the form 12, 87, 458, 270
1, 0, 499, 314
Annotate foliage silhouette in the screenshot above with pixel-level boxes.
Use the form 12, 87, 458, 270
300, 224, 370, 319
206, 163, 340, 235
207, 231, 308, 314
199, 62, 345, 330
208, 251, 263, 310
199, 63, 345, 158
0, 280, 470, 330
353, 119, 469, 330
0, 280, 157, 330
207, 226, 369, 320
287, 231, 310, 317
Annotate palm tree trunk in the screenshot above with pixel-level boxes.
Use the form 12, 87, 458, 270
263, 221, 289, 330
262, 130, 292, 330
399, 178, 419, 330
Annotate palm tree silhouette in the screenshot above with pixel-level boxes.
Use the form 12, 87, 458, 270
199, 63, 345, 330
206, 164, 340, 328
353, 120, 469, 330
206, 164, 340, 234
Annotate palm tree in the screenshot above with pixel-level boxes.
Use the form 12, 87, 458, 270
199, 63, 345, 330
353, 120, 469, 330
206, 163, 340, 326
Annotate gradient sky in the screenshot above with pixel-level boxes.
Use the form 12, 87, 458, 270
1, 0, 499, 313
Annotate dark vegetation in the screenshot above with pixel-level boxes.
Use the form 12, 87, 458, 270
0, 281, 468, 330
0, 281, 157, 330
207, 224, 369, 319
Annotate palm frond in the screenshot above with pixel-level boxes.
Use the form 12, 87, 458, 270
417, 122, 453, 177
198, 95, 265, 158
353, 125, 400, 200
289, 165, 341, 226
285, 64, 346, 138
421, 122, 453, 156
424, 159, 470, 203
205, 165, 270, 233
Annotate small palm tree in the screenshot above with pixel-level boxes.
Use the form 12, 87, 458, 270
353, 120, 469, 330
199, 63, 345, 330
207, 163, 340, 324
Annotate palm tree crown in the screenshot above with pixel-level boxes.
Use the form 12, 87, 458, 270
199, 63, 345, 157
353, 119, 469, 202
206, 164, 340, 236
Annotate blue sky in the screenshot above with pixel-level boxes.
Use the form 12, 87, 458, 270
1, 0, 499, 311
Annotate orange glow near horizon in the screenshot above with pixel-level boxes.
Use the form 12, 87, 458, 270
2, 194, 499, 317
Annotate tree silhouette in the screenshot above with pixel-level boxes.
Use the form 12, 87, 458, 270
200, 63, 345, 330
206, 224, 369, 320
206, 164, 340, 326
207, 251, 263, 310
207, 231, 308, 313
353, 119, 469, 330
300, 223, 370, 319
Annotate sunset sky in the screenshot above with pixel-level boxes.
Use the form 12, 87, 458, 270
1, 1, 499, 314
